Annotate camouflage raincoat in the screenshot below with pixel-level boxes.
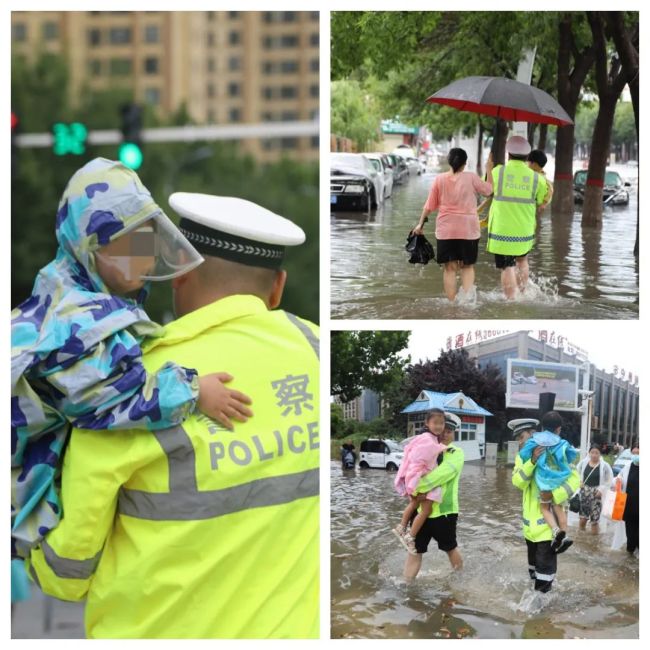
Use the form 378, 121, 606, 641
11, 158, 199, 558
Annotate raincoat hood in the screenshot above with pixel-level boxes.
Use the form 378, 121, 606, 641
11, 158, 165, 385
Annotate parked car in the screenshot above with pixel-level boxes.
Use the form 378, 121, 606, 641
405, 156, 422, 176
358, 438, 404, 471
612, 448, 633, 476
365, 152, 394, 199
331, 153, 382, 211
388, 153, 408, 184
573, 169, 631, 205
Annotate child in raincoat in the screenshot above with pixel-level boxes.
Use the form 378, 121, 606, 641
11, 158, 252, 559
518, 419, 579, 553
392, 408, 447, 554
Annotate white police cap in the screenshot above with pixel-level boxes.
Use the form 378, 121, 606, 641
506, 135, 532, 156
169, 192, 306, 269
507, 418, 539, 437
444, 412, 461, 431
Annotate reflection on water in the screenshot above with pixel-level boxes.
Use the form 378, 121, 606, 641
330, 172, 639, 319
330, 462, 638, 639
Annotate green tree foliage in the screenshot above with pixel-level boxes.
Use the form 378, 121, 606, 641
331, 80, 383, 150
331, 403, 355, 439
612, 101, 636, 148
574, 102, 598, 146
331, 330, 410, 402
11, 54, 318, 324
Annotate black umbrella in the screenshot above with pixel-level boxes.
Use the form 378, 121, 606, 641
426, 76, 573, 126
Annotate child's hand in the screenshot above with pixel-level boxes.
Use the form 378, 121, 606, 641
198, 373, 253, 430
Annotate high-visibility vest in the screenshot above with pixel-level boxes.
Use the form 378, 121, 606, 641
486, 160, 547, 256
29, 295, 319, 639
416, 444, 465, 518
512, 455, 580, 543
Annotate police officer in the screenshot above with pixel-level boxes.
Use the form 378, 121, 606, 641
510, 417, 564, 593
487, 136, 548, 299
29, 194, 319, 638
403, 412, 465, 580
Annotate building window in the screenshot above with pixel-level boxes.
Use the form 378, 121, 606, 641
228, 57, 241, 71
310, 11, 319, 21
280, 86, 298, 99
109, 28, 132, 45
207, 32, 215, 47
281, 111, 299, 121
207, 58, 215, 73
228, 31, 241, 45
207, 11, 215, 21
144, 25, 159, 43
310, 33, 319, 46
109, 58, 132, 76
264, 11, 297, 23
12, 23, 27, 41
309, 84, 319, 98
88, 60, 102, 76
229, 11, 240, 19
228, 82, 240, 97
43, 22, 58, 41
88, 28, 101, 46
144, 57, 159, 75
311, 135, 319, 148
262, 87, 273, 100
263, 35, 299, 49
229, 108, 241, 122
262, 139, 279, 151
310, 58, 319, 72
281, 138, 298, 149
281, 60, 299, 73
460, 423, 477, 442
144, 88, 161, 105
207, 109, 216, 122
206, 83, 215, 98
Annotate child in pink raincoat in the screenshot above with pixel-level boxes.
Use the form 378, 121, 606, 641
393, 408, 447, 554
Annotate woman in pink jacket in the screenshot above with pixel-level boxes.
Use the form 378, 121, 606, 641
413, 148, 493, 301
393, 409, 447, 554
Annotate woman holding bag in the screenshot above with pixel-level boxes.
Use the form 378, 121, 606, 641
575, 445, 613, 534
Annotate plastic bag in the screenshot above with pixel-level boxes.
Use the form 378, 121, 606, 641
602, 479, 627, 521
405, 232, 435, 265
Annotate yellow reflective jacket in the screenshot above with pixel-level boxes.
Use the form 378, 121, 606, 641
416, 444, 465, 518
487, 160, 548, 256
29, 295, 319, 639
512, 455, 580, 543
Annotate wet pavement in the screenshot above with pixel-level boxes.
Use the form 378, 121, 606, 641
12, 586, 85, 639
330, 169, 639, 319
330, 461, 639, 639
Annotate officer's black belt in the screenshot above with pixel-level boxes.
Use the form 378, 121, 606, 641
179, 218, 285, 269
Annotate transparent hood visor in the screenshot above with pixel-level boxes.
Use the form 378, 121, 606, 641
95, 211, 204, 282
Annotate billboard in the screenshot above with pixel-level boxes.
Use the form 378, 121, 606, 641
506, 359, 579, 411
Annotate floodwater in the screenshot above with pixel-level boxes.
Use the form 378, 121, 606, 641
330, 461, 638, 639
330, 169, 639, 319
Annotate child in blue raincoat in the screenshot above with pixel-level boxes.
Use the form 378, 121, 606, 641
518, 410, 580, 553
11, 158, 252, 559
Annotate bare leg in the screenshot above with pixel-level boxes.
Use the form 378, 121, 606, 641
403, 552, 422, 581
501, 267, 517, 300
446, 547, 463, 570
579, 517, 587, 530
400, 496, 418, 529
591, 522, 599, 534
409, 500, 433, 538
516, 256, 529, 291
443, 261, 459, 301
553, 504, 567, 531
539, 492, 557, 530
459, 264, 475, 294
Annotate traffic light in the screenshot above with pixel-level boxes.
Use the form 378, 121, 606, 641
52, 122, 88, 156
11, 111, 19, 176
119, 103, 143, 170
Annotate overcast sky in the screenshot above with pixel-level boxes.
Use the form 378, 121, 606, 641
402, 321, 641, 378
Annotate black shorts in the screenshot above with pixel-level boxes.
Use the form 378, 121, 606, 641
436, 238, 479, 266
494, 251, 531, 269
414, 514, 458, 553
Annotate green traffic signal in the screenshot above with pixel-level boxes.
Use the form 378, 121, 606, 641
119, 142, 143, 170
52, 122, 88, 156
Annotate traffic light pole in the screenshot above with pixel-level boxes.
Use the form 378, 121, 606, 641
14, 121, 319, 148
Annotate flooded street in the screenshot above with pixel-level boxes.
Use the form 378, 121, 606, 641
330, 171, 639, 319
331, 461, 638, 639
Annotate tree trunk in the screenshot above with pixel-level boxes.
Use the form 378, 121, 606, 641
491, 118, 508, 166
476, 119, 484, 177
581, 97, 617, 225
537, 123, 548, 151
527, 122, 537, 148
552, 14, 595, 216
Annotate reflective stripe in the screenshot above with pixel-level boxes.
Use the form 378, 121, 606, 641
488, 233, 535, 242
532, 172, 539, 200
535, 572, 555, 581
42, 540, 101, 579
118, 424, 318, 521
518, 469, 532, 482
493, 195, 536, 205
119, 468, 319, 521
522, 517, 530, 525
29, 563, 42, 588
536, 518, 547, 525
496, 165, 505, 198
559, 482, 573, 499
528, 564, 536, 571
285, 312, 320, 359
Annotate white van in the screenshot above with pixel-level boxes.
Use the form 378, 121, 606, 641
359, 439, 404, 471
